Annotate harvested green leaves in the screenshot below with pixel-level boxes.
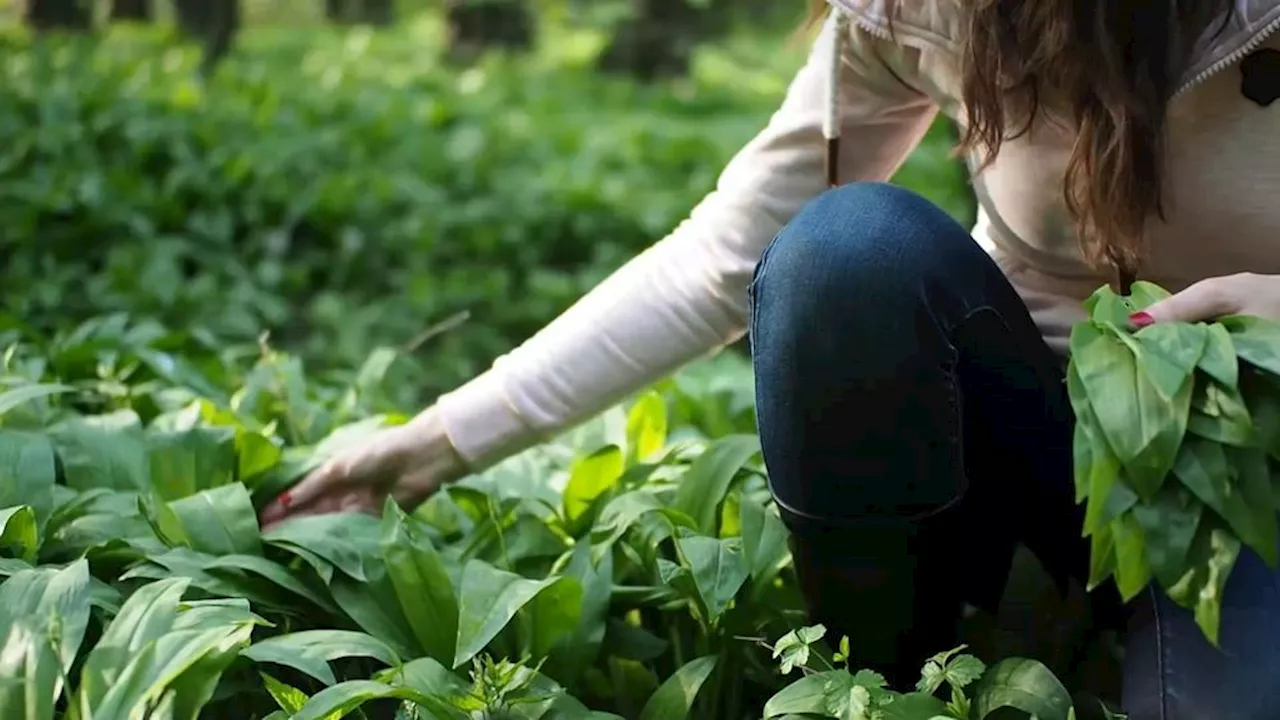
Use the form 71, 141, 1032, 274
1067, 281, 1280, 645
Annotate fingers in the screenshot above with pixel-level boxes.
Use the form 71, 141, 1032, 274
255, 427, 448, 529
1135, 276, 1244, 326
257, 459, 431, 530
259, 458, 346, 528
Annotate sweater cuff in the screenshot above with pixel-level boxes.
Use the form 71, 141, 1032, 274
434, 366, 538, 472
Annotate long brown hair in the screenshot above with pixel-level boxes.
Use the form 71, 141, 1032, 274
808, 0, 1232, 285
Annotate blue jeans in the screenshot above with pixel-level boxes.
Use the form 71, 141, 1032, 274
747, 182, 1280, 719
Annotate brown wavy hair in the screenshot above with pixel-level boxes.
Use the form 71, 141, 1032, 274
808, 0, 1232, 286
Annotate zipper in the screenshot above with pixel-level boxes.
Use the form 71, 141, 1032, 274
1175, 14, 1280, 97
849, 13, 891, 41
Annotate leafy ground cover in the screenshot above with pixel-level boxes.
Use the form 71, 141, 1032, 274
0, 318, 1100, 719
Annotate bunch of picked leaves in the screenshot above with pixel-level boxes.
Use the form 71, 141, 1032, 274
1067, 281, 1280, 644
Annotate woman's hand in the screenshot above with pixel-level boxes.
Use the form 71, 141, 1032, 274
1132, 273, 1280, 326
258, 407, 468, 529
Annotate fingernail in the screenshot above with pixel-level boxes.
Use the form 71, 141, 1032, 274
1129, 312, 1154, 328
278, 491, 293, 508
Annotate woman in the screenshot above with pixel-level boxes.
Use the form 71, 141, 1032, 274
260, 1, 1280, 716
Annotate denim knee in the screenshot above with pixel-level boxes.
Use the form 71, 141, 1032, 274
748, 182, 993, 520
748, 181, 978, 344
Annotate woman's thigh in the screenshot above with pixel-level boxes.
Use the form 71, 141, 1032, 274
1123, 545, 1280, 719
748, 182, 1075, 529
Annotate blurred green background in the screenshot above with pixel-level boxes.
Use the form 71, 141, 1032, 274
0, 0, 974, 408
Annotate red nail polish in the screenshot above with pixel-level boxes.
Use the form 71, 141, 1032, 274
278, 491, 293, 508
1129, 311, 1154, 328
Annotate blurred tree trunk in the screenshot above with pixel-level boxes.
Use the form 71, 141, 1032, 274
174, 0, 241, 75
361, 0, 394, 25
326, 0, 395, 25
599, 0, 726, 81
445, 0, 534, 63
25, 0, 92, 31
110, 0, 152, 22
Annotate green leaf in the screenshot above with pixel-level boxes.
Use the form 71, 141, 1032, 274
1087, 522, 1117, 591
970, 657, 1074, 720
1127, 281, 1174, 309
1187, 381, 1254, 447
382, 656, 470, 697
737, 496, 790, 590
147, 427, 237, 501
878, 692, 951, 719
328, 572, 420, 660
1242, 370, 1280, 460
133, 348, 227, 403
625, 391, 668, 463
202, 553, 337, 614
453, 559, 571, 668
120, 549, 283, 614
670, 434, 760, 534
0, 430, 57, 534
0, 620, 61, 720
1070, 353, 1139, 538
545, 541, 612, 682
260, 673, 309, 714
916, 646, 985, 694
380, 499, 459, 665
1131, 485, 1203, 588
166, 482, 261, 555
592, 490, 696, 550
1166, 518, 1241, 645
771, 625, 825, 675
353, 346, 399, 399
243, 630, 401, 686
236, 430, 282, 483
1110, 511, 1152, 600
563, 445, 625, 524
1080, 441, 1132, 536
263, 511, 384, 582
0, 383, 74, 417
69, 577, 264, 720
0, 506, 38, 562
1072, 421, 1095, 504
49, 415, 150, 492
1221, 315, 1280, 376
1132, 322, 1206, 401
1070, 322, 1189, 499
1084, 286, 1133, 326
0, 560, 94, 717
762, 670, 864, 718
1224, 445, 1278, 568
676, 535, 749, 624
526, 572, 584, 660
1173, 438, 1273, 565
290, 680, 433, 720
1198, 323, 1238, 389
637, 655, 717, 720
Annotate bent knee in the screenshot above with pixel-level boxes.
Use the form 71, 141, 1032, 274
750, 182, 976, 322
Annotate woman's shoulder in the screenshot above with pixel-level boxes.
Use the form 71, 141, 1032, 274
830, 0, 962, 53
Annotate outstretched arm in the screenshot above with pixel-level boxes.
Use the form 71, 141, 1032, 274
437, 15, 942, 470
259, 13, 948, 527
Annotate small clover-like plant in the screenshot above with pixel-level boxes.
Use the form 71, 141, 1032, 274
772, 623, 828, 675
916, 645, 985, 718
